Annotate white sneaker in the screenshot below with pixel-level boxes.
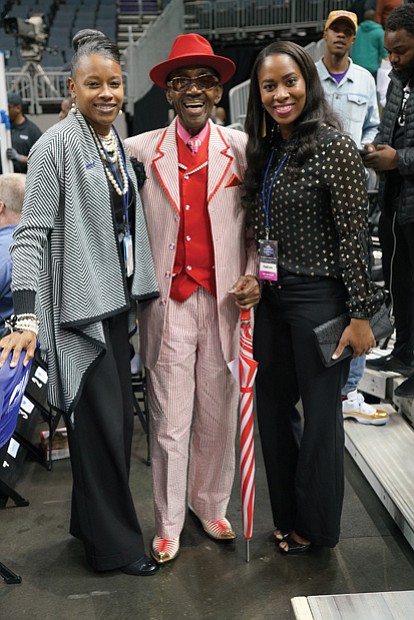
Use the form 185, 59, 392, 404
342, 390, 389, 426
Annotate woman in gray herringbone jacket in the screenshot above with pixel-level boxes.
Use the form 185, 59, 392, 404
0, 30, 159, 577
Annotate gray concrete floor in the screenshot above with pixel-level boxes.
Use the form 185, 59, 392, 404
1, 420, 414, 620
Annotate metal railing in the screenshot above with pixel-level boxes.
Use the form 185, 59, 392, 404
5, 69, 129, 114
4, 71, 34, 113
184, 0, 349, 38
229, 78, 250, 128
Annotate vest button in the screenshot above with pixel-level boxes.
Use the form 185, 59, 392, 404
186, 235, 191, 241
187, 265, 192, 271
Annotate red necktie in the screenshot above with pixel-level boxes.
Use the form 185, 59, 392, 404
187, 138, 201, 154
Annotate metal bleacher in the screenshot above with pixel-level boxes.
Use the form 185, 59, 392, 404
184, 0, 350, 40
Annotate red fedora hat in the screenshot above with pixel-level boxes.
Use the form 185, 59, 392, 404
149, 33, 236, 88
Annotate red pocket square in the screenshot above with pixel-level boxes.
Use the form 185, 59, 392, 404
225, 173, 241, 188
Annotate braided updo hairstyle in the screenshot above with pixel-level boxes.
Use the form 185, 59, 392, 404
71, 29, 121, 77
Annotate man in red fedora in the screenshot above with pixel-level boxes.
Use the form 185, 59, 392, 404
126, 33, 260, 564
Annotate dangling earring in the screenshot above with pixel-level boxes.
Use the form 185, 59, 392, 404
261, 108, 267, 138
70, 99, 77, 114
270, 122, 279, 142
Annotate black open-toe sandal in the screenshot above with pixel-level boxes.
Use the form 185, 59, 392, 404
273, 529, 290, 542
278, 534, 311, 555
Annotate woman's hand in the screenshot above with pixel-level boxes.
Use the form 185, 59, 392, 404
229, 275, 261, 310
0, 331, 37, 368
332, 318, 376, 361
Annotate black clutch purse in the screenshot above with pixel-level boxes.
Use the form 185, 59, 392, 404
313, 303, 394, 367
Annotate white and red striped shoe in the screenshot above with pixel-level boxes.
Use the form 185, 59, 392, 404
198, 516, 236, 542
151, 535, 180, 564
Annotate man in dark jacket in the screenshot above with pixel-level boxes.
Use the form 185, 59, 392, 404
4, 93, 42, 173
364, 4, 414, 396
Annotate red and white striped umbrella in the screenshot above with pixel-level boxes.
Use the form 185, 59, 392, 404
239, 309, 258, 562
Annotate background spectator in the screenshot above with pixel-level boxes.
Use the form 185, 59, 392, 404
316, 10, 386, 425
0, 174, 26, 336
375, 0, 403, 27
364, 4, 414, 398
4, 93, 42, 174
58, 97, 73, 120
348, 0, 377, 23
351, 9, 388, 79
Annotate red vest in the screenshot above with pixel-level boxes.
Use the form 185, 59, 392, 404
170, 131, 216, 302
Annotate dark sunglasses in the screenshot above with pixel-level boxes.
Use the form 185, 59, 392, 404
166, 73, 219, 93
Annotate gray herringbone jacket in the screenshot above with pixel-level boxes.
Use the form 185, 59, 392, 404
11, 111, 159, 414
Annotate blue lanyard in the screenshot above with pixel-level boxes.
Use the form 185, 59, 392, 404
100, 133, 131, 234
261, 150, 288, 240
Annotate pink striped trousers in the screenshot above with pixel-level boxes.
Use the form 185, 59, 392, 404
146, 287, 239, 539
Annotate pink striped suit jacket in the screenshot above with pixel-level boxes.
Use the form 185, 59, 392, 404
125, 118, 258, 370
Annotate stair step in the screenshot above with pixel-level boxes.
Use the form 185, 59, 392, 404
345, 406, 414, 551
291, 591, 414, 620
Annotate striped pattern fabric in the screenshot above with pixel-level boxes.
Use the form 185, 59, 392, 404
151, 535, 180, 563
146, 287, 239, 538
10, 111, 158, 414
239, 309, 258, 540
198, 516, 236, 540
125, 118, 258, 370
126, 119, 259, 539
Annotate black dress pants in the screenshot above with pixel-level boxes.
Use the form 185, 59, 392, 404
65, 311, 145, 571
378, 208, 414, 364
254, 275, 350, 548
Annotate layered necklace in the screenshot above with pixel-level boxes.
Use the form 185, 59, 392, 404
90, 125, 128, 197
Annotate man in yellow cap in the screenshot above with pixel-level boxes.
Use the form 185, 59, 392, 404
316, 10, 379, 150
126, 33, 260, 564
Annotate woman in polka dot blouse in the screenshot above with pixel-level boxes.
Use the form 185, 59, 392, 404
243, 41, 383, 555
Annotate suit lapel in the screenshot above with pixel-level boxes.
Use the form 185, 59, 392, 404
152, 119, 180, 214
207, 121, 234, 203
151, 119, 234, 212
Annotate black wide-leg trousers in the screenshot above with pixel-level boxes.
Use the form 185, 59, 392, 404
254, 275, 350, 548
65, 311, 145, 571
378, 208, 414, 365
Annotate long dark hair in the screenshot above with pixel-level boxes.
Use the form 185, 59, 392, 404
71, 29, 121, 77
242, 41, 340, 210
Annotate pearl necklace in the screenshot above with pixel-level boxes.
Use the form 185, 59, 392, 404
90, 125, 128, 196
98, 131, 117, 162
